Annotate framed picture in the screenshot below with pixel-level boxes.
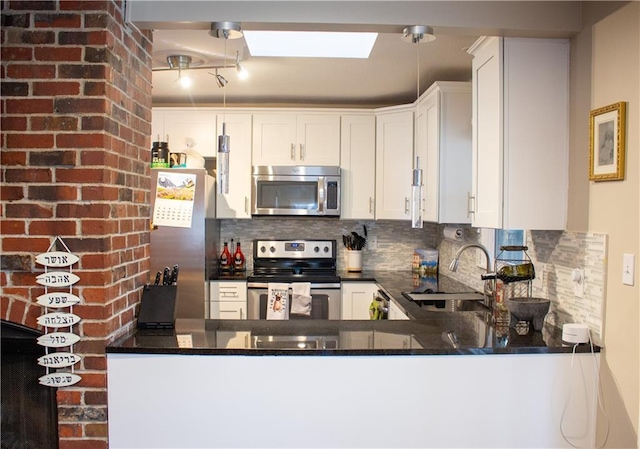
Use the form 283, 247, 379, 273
589, 101, 626, 181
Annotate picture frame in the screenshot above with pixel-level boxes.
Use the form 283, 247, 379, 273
589, 101, 626, 181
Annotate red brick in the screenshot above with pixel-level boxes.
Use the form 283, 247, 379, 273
33, 81, 81, 96
9, 2, 56, 11
31, 115, 79, 131
54, 98, 107, 114
56, 133, 106, 149
6, 133, 54, 148
74, 304, 107, 320
83, 355, 107, 371
56, 390, 82, 406
6, 64, 56, 79
59, 1, 108, 11
58, 423, 83, 438
1, 46, 33, 61
77, 372, 106, 388
80, 219, 118, 235
0, 150, 27, 165
56, 203, 110, 219
28, 220, 77, 235
5, 98, 53, 114
2, 237, 52, 252
4, 168, 52, 183
84, 390, 107, 406
1, 116, 27, 130
4, 203, 53, 219
85, 423, 108, 438
8, 299, 26, 323
0, 185, 25, 201
57, 168, 106, 184
0, 220, 26, 234
34, 46, 82, 62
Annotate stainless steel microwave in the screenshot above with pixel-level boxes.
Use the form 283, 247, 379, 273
251, 166, 340, 217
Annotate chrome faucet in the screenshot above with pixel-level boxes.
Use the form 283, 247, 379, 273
448, 243, 494, 306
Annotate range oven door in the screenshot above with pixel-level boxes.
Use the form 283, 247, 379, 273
247, 283, 341, 319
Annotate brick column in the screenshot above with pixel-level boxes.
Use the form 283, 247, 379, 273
1, 1, 153, 447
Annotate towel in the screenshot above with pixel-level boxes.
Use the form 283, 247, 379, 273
266, 283, 289, 320
290, 283, 312, 316
369, 297, 385, 320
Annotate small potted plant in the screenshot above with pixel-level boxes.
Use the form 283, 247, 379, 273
342, 225, 367, 272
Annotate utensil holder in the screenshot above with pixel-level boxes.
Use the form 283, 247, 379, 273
346, 250, 362, 272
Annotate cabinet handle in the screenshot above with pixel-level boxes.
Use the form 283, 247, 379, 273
300, 144, 305, 160
404, 197, 410, 214
291, 143, 296, 160
244, 333, 249, 348
369, 197, 374, 214
244, 196, 248, 214
467, 192, 475, 217
240, 308, 244, 320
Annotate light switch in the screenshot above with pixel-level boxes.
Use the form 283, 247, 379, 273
623, 253, 635, 286
571, 268, 584, 298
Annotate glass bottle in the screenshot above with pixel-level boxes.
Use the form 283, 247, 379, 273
220, 242, 232, 272
233, 241, 245, 272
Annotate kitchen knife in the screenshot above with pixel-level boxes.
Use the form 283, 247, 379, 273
154, 271, 162, 285
162, 266, 171, 285
170, 265, 179, 285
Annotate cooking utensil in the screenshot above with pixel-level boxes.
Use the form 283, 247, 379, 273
162, 266, 171, 285
170, 265, 179, 285
154, 271, 162, 285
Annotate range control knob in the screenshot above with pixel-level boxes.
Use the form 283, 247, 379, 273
260, 246, 266, 253
314, 246, 320, 253
270, 246, 276, 253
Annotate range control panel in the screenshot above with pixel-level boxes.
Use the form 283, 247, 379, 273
254, 240, 335, 259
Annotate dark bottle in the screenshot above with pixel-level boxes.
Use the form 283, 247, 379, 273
220, 242, 232, 272
233, 241, 246, 272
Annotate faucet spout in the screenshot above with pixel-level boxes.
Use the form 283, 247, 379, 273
448, 243, 494, 306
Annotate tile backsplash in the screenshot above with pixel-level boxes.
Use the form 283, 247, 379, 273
220, 219, 606, 336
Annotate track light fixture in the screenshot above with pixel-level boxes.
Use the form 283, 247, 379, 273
211, 69, 228, 88
209, 21, 244, 40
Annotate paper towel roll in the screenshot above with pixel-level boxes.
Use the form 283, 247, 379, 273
443, 226, 464, 240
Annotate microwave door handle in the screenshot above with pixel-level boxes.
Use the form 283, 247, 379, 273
318, 177, 325, 214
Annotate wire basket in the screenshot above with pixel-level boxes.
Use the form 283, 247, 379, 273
491, 245, 535, 303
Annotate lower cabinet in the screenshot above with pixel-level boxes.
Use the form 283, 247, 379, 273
341, 282, 379, 320
209, 281, 247, 319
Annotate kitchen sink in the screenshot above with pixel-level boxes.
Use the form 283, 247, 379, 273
402, 291, 489, 312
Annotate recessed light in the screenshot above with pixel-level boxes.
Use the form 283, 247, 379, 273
243, 31, 378, 58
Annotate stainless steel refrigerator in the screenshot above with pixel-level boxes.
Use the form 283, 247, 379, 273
150, 168, 219, 319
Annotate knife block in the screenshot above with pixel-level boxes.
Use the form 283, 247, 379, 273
137, 285, 177, 329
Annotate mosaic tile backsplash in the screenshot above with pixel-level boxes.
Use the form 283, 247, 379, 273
220, 219, 606, 336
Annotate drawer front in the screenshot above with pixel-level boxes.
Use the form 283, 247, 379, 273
210, 281, 247, 302
210, 301, 246, 320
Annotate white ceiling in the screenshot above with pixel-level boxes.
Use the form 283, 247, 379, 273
151, 28, 480, 107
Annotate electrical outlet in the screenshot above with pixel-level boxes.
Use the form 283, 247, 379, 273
369, 236, 378, 251
571, 268, 585, 298
623, 253, 635, 286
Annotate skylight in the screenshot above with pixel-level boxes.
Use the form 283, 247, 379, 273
243, 31, 378, 58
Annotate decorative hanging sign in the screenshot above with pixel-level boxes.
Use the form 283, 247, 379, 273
37, 352, 82, 369
36, 292, 81, 308
35, 237, 82, 388
36, 271, 80, 287
35, 251, 80, 268
37, 332, 81, 348
38, 372, 82, 387
37, 312, 81, 329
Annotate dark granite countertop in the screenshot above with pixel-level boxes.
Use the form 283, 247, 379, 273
109, 270, 600, 356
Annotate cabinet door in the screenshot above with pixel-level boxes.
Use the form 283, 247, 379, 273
252, 113, 297, 166
340, 115, 375, 219
375, 109, 414, 220
416, 93, 438, 222
216, 113, 252, 219
296, 114, 341, 166
341, 282, 378, 320
151, 109, 165, 144
388, 300, 409, 320
161, 109, 218, 158
471, 37, 503, 229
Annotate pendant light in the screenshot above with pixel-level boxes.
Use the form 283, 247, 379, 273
210, 22, 243, 194
403, 25, 435, 229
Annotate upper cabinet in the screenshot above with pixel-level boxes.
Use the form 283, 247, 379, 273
375, 106, 414, 220
415, 81, 472, 224
468, 36, 569, 230
252, 112, 341, 166
216, 113, 252, 219
340, 114, 376, 220
152, 108, 218, 158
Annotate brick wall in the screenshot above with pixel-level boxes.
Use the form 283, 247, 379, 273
1, 1, 153, 448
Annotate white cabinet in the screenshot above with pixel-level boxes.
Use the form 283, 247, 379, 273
375, 106, 414, 220
340, 114, 376, 219
252, 113, 341, 166
209, 281, 247, 319
415, 82, 472, 224
468, 36, 569, 230
388, 299, 410, 320
216, 113, 252, 219
341, 282, 379, 320
152, 108, 218, 158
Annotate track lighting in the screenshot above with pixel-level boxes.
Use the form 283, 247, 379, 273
212, 69, 228, 88
235, 51, 248, 80
209, 21, 243, 40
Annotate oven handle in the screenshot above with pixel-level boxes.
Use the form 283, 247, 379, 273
247, 282, 341, 289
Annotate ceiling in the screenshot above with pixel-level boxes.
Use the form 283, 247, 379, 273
151, 28, 480, 107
